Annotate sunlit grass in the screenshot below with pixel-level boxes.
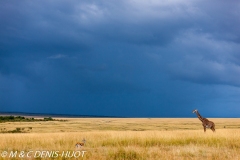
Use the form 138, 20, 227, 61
1, 118, 239, 133
0, 118, 240, 159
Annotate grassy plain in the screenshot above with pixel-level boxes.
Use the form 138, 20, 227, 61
0, 118, 240, 159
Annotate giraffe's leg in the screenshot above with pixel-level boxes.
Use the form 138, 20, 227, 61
202, 124, 206, 132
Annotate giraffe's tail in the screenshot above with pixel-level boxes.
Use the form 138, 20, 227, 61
212, 123, 216, 132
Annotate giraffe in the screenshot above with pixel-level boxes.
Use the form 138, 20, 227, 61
192, 109, 215, 132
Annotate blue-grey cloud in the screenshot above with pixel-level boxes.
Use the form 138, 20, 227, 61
1, 0, 240, 117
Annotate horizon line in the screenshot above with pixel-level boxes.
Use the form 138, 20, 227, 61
0, 111, 238, 118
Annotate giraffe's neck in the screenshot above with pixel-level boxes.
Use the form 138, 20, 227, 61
195, 111, 204, 122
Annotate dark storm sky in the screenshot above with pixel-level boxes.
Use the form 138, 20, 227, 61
1, 0, 240, 117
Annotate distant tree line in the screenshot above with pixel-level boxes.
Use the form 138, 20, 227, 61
0, 116, 59, 123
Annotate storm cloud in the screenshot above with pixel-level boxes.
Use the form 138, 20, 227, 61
1, 0, 240, 117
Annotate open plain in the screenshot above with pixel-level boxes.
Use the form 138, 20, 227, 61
0, 118, 240, 159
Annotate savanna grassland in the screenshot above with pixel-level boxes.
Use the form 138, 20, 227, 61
0, 118, 240, 159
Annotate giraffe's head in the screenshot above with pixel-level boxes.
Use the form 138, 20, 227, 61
192, 109, 198, 113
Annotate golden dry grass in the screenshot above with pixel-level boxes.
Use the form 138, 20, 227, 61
0, 118, 240, 159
